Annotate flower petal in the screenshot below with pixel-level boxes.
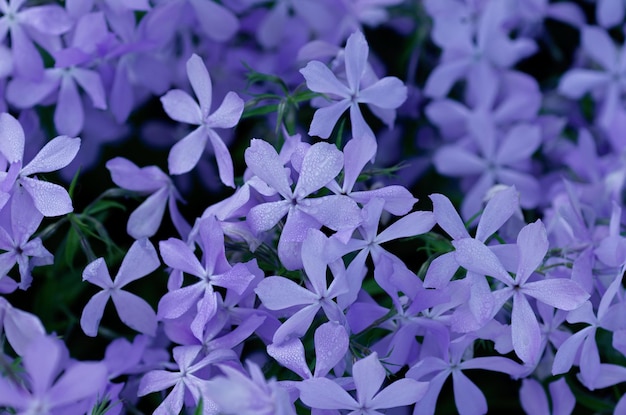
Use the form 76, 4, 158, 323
186, 54, 212, 115
168, 126, 207, 175
161, 89, 202, 125
21, 136, 80, 176
80, 290, 110, 337
112, 290, 157, 336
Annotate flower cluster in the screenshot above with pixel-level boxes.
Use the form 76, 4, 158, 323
1, 1, 626, 414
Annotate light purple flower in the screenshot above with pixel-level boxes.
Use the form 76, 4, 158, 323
0, 186, 53, 289
158, 215, 255, 340
106, 157, 190, 240
0, 113, 80, 216
138, 346, 236, 415
244, 138, 361, 270
80, 238, 161, 337
160, 53, 244, 187
300, 30, 407, 139
299, 352, 428, 414
454, 220, 589, 363
0, 335, 108, 414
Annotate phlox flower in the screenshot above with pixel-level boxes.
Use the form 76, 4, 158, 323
255, 229, 349, 345
519, 378, 575, 415
299, 351, 428, 414
559, 26, 626, 129
206, 360, 296, 415
0, 296, 45, 356
407, 336, 526, 415
453, 220, 589, 364
300, 30, 407, 139
244, 138, 361, 270
106, 157, 190, 240
0, 186, 53, 290
160, 53, 244, 187
80, 238, 161, 337
0, 335, 108, 415
0, 0, 72, 80
158, 215, 256, 341
0, 112, 80, 216
138, 346, 237, 415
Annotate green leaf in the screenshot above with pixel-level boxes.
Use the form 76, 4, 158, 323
84, 200, 126, 216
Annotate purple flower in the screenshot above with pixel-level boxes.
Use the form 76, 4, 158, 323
206, 360, 297, 415
138, 346, 236, 415
160, 53, 244, 187
299, 352, 428, 414
255, 229, 349, 344
454, 220, 589, 363
158, 215, 256, 340
0, 0, 72, 80
80, 238, 161, 337
300, 30, 407, 139
407, 336, 526, 415
0, 335, 108, 415
106, 157, 190, 240
0, 113, 80, 216
0, 186, 53, 289
559, 26, 626, 129
244, 138, 361, 270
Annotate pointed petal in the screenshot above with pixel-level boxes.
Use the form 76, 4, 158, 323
161, 89, 202, 125
72, 67, 107, 110
244, 138, 292, 198
582, 26, 617, 70
308, 99, 351, 139
272, 303, 320, 344
158, 238, 205, 278
168, 127, 207, 175
294, 142, 343, 198
424, 60, 471, 98
353, 352, 385, 403
558, 69, 609, 99
514, 220, 548, 283
207, 129, 235, 188
205, 91, 244, 129
552, 326, 596, 375
342, 134, 376, 192
186, 54, 212, 115
24, 336, 61, 394
111, 290, 157, 336
0, 113, 24, 163
423, 251, 458, 289
20, 177, 73, 216
299, 195, 361, 231
344, 31, 368, 92
115, 238, 160, 287
377, 210, 435, 243
21, 136, 80, 176
511, 292, 541, 363
127, 187, 168, 239
358, 77, 407, 109
452, 238, 511, 283
452, 370, 488, 415
300, 60, 351, 97
189, 0, 238, 42
254, 276, 318, 310
433, 145, 485, 176
299, 377, 357, 410
48, 362, 107, 407
247, 200, 290, 233
522, 279, 589, 311
82, 257, 113, 289
157, 283, 204, 319
314, 321, 349, 378
430, 193, 469, 240
475, 185, 519, 242
80, 290, 110, 337
496, 124, 541, 165
371, 378, 428, 409
267, 338, 312, 379
54, 76, 83, 137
